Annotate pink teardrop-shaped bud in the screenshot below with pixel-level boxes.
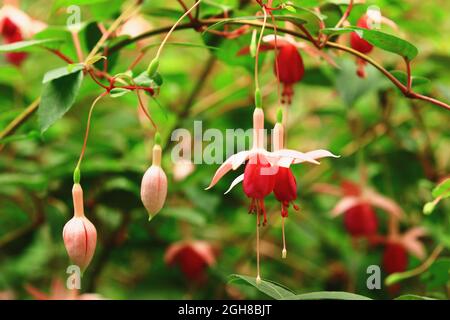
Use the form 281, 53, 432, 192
62, 184, 97, 270
141, 144, 168, 220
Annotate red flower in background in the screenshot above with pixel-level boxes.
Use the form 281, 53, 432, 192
314, 180, 403, 238
0, 3, 46, 66
164, 240, 216, 282
383, 241, 408, 274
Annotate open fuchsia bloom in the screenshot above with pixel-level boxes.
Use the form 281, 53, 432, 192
314, 180, 404, 238
0, 3, 46, 66
164, 240, 216, 282
208, 107, 338, 270
62, 184, 97, 270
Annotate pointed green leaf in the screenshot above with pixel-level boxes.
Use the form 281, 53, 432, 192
228, 274, 296, 299
322, 27, 419, 60
284, 291, 372, 300
0, 39, 64, 52
39, 68, 84, 133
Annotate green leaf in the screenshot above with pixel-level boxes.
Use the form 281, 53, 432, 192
432, 178, 450, 198
109, 88, 132, 98
395, 294, 436, 300
421, 258, 450, 289
284, 291, 372, 300
42, 64, 84, 83
0, 39, 63, 53
39, 67, 84, 133
390, 70, 430, 87
228, 274, 296, 299
322, 27, 419, 60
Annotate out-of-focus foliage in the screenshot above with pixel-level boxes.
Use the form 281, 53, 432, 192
0, 0, 449, 300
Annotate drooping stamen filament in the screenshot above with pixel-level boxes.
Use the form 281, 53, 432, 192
255, 199, 261, 284
282, 216, 287, 259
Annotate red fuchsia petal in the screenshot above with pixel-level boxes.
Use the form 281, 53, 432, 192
343, 203, 378, 237
383, 241, 408, 274
275, 44, 305, 85
364, 189, 404, 219
1, 17, 20, 37
273, 167, 297, 202
350, 16, 374, 54
243, 154, 276, 199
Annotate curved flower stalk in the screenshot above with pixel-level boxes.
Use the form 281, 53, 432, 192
164, 240, 216, 283
140, 133, 168, 220
63, 183, 97, 270
314, 180, 404, 238
0, 3, 46, 66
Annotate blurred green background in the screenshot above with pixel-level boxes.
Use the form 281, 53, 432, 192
0, 0, 449, 299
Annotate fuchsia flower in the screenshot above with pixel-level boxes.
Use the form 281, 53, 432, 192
209, 108, 338, 265
164, 240, 216, 282
209, 107, 337, 225
0, 3, 46, 66
63, 184, 97, 270
238, 34, 336, 104
314, 180, 404, 238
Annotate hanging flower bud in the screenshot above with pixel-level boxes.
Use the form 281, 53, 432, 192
275, 43, 305, 104
350, 15, 374, 78
141, 133, 167, 220
62, 183, 97, 270
164, 240, 216, 282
